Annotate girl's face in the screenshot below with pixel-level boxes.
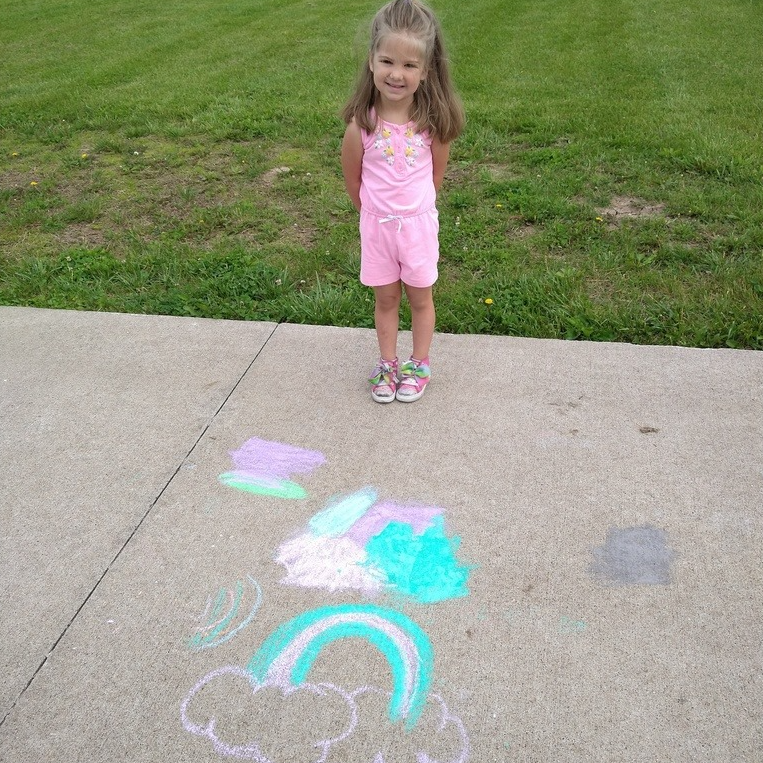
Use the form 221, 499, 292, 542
369, 33, 427, 111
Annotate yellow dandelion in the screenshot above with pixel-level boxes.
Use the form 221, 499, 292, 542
12, 152, 19, 157
485, 298, 494, 305
595, 216, 603, 222
81, 153, 88, 159
30, 181, 38, 186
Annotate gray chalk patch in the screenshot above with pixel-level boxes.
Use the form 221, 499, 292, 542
589, 526, 675, 586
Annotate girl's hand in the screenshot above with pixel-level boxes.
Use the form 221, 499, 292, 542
341, 120, 363, 212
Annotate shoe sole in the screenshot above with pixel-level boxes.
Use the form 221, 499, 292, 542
372, 391, 396, 403
395, 387, 425, 402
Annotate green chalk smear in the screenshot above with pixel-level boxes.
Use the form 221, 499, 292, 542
218, 472, 307, 499
365, 516, 471, 603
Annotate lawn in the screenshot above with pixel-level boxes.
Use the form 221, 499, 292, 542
1, 0, 762, 348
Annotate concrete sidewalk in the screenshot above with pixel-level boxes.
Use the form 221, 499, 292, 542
1, 306, 761, 762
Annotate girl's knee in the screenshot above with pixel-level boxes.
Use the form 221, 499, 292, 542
376, 295, 402, 316
404, 285, 434, 310
374, 283, 402, 311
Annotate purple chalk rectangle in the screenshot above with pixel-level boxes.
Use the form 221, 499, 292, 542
229, 438, 326, 480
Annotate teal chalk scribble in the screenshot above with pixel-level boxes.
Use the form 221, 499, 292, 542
364, 516, 471, 603
308, 488, 377, 537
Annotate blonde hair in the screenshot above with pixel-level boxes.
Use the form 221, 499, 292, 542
341, 0, 465, 142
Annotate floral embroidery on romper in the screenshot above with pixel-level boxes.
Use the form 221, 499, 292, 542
374, 127, 395, 165
404, 127, 424, 167
373, 124, 424, 167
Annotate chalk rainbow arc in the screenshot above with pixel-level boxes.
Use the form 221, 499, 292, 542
246, 604, 433, 728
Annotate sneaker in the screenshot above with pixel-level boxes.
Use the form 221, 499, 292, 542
369, 358, 398, 403
395, 357, 430, 402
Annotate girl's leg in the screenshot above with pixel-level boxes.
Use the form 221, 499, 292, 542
396, 284, 434, 402
404, 284, 435, 360
370, 282, 402, 403
374, 281, 402, 360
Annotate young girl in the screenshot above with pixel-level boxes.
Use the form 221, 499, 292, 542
341, 0, 464, 403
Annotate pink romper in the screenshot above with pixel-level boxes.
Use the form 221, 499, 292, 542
359, 117, 439, 288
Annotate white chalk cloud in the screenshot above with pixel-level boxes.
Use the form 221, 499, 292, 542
181, 668, 469, 763
181, 667, 356, 762
275, 533, 385, 595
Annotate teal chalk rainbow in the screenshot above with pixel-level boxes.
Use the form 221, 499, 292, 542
246, 604, 433, 728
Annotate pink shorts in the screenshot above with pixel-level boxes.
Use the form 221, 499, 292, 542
359, 207, 439, 288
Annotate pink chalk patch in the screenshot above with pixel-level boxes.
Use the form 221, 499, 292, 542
345, 501, 441, 546
276, 534, 385, 596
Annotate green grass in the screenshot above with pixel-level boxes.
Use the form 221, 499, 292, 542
1, 0, 762, 348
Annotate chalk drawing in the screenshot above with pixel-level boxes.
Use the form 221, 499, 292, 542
181, 605, 470, 761
247, 604, 432, 727
185, 439, 471, 760
336, 685, 470, 763
501, 606, 588, 637
189, 576, 263, 650
219, 438, 326, 499
589, 525, 675, 585
558, 616, 587, 635
181, 666, 356, 762
309, 487, 379, 536
276, 488, 472, 603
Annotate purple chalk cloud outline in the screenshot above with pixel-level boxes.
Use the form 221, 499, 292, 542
180, 668, 470, 763
349, 686, 471, 763
180, 666, 357, 762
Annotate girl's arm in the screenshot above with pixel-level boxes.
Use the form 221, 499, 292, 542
432, 138, 451, 194
341, 120, 363, 212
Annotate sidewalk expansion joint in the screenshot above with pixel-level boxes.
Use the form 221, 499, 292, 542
0, 321, 280, 729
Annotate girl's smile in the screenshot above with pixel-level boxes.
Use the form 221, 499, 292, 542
370, 33, 427, 111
